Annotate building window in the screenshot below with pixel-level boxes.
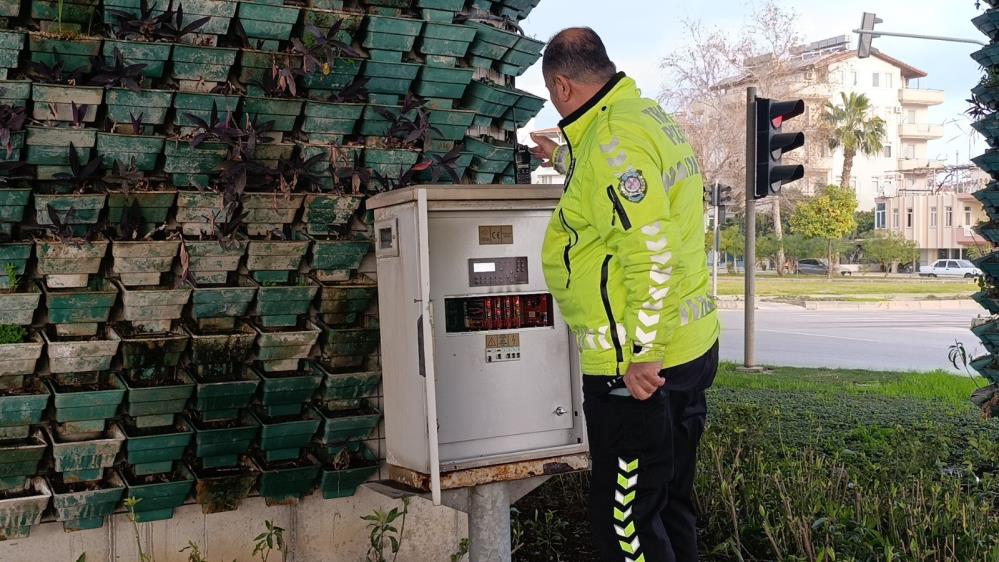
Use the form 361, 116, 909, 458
872, 73, 880, 87
906, 208, 913, 228
905, 144, 916, 159
872, 178, 880, 195
885, 73, 893, 89
966, 206, 973, 226
876, 203, 886, 229
906, 109, 917, 125
946, 206, 953, 227
851, 71, 858, 86
930, 206, 937, 227
893, 208, 900, 228
883, 144, 892, 158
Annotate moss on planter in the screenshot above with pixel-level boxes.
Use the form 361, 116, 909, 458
111, 239, 179, 287
302, 194, 364, 235
48, 375, 126, 440
237, 1, 301, 48
251, 275, 319, 328
0, 332, 44, 392
0, 478, 51, 540
28, 35, 101, 73
174, 189, 230, 236
253, 322, 321, 373
182, 237, 248, 285
189, 462, 258, 514
242, 192, 305, 237
246, 236, 311, 285
26, 125, 99, 179
111, 466, 194, 522
171, 45, 238, 84
188, 280, 257, 332
318, 323, 380, 368
302, 100, 364, 143
243, 96, 305, 134
0, 382, 49, 442
35, 237, 108, 289
45, 424, 125, 484
310, 238, 371, 282
49, 477, 125, 531
43, 325, 120, 375
184, 321, 257, 380
252, 454, 320, 506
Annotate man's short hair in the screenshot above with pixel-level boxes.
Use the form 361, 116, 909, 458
542, 27, 617, 84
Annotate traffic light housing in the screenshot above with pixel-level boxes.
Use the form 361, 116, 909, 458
857, 12, 882, 59
755, 97, 805, 200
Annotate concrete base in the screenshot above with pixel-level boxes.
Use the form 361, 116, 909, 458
0, 487, 467, 562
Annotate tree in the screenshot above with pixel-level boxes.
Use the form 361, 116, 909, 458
790, 185, 858, 278
755, 234, 780, 271
719, 224, 745, 273
854, 210, 875, 237
863, 232, 918, 276
823, 93, 887, 191
783, 234, 825, 272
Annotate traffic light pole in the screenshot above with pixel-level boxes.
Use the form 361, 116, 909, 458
712, 180, 720, 299
744, 87, 757, 370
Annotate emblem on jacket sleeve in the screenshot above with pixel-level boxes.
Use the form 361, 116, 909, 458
617, 169, 647, 203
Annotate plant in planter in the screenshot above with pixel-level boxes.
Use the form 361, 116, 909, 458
96, 116, 166, 177
161, 2, 237, 90
249, 402, 321, 462
34, 146, 107, 234
0, 296, 47, 433
25, 100, 100, 182
34, 210, 109, 289
110, 199, 182, 289
363, 94, 438, 179
28, 32, 102, 73
240, 146, 312, 237
187, 460, 258, 513
296, 20, 365, 100
302, 75, 369, 144
317, 441, 378, 499
109, 465, 195, 522
235, 1, 302, 52
318, 321, 381, 368
0, 99, 26, 163
104, 0, 175, 80
242, 66, 306, 142
105, 160, 178, 241
314, 275, 378, 325
252, 453, 321, 506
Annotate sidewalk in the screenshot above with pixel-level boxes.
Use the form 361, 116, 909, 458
716, 295, 981, 311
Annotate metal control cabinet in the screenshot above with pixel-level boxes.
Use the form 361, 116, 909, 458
368, 186, 587, 503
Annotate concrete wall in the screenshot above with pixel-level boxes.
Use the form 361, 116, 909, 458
1, 488, 467, 562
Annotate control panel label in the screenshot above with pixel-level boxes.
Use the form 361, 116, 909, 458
486, 333, 520, 348
468, 257, 529, 287
478, 225, 514, 245
485, 333, 521, 363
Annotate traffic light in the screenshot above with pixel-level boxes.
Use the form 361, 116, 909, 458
755, 97, 805, 200
857, 12, 882, 59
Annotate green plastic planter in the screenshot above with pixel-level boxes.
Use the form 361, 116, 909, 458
0, 478, 49, 540
359, 103, 406, 137
0, 431, 46, 493
466, 21, 519, 69
185, 322, 257, 379
48, 376, 126, 439
302, 194, 364, 236
0, 243, 34, 297
42, 279, 118, 338
976, 252, 999, 280
319, 323, 380, 368
363, 15, 423, 55
32, 0, 99, 32
302, 100, 364, 143
28, 35, 101, 73
315, 399, 381, 445
102, 40, 172, 79
25, 126, 98, 180
973, 44, 999, 69
302, 8, 363, 43
188, 280, 257, 332
104, 88, 174, 129
973, 291, 999, 315
50, 478, 125, 531
189, 462, 258, 514
363, 147, 420, 178
246, 237, 311, 285
237, 1, 301, 49
243, 96, 305, 134
118, 283, 191, 334
429, 108, 476, 141
254, 322, 321, 373
0, 333, 43, 393
119, 369, 194, 428
973, 317, 999, 354
362, 59, 421, 101
315, 279, 377, 325
96, 132, 164, 172
242, 192, 306, 237
974, 150, 999, 177
462, 80, 519, 121
35, 238, 108, 289
34, 192, 106, 238
104, 0, 237, 36
45, 425, 125, 484
0, 129, 24, 162
174, 190, 232, 235
117, 329, 190, 381
188, 414, 260, 469
978, 223, 999, 245
114, 421, 193, 476
190, 366, 260, 421
420, 22, 475, 60
317, 442, 378, 499
498, 34, 544, 76
253, 276, 319, 328
171, 45, 238, 84
318, 364, 380, 401
183, 238, 248, 286
301, 56, 363, 97
0, 189, 28, 237
111, 240, 180, 286
237, 49, 303, 85
112, 466, 194, 522
0, 0, 20, 19
253, 361, 323, 417
972, 355, 999, 385
251, 407, 321, 462
416, 150, 473, 183
465, 136, 515, 175
0, 383, 48, 442
173, 92, 241, 132
416, 0, 466, 21
0, 31, 24, 78
43, 326, 120, 376
0, 80, 31, 108
416, 65, 475, 100
107, 190, 177, 237
310, 238, 371, 282
253, 454, 320, 506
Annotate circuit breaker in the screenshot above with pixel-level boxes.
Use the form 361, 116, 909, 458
367, 185, 586, 503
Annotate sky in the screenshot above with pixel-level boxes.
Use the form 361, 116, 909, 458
515, 0, 985, 165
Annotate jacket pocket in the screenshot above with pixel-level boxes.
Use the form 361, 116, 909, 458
600, 254, 624, 366
606, 185, 632, 231
558, 208, 578, 288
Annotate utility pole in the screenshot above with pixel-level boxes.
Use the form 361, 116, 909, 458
713, 180, 720, 299
744, 87, 757, 369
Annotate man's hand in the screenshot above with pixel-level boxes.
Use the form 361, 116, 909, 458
623, 361, 665, 400
530, 132, 558, 168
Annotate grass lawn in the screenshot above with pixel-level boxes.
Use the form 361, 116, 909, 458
716, 275, 977, 299
514, 364, 999, 562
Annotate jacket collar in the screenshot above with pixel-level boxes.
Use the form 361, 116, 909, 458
558, 72, 637, 146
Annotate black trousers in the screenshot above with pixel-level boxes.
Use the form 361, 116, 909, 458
582, 342, 719, 562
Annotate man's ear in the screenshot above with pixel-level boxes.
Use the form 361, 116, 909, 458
552, 75, 572, 102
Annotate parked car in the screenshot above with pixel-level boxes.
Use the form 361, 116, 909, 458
919, 259, 983, 278
795, 259, 858, 276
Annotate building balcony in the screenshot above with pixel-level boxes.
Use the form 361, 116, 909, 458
957, 226, 987, 246
899, 123, 945, 139
899, 88, 945, 106
897, 158, 947, 172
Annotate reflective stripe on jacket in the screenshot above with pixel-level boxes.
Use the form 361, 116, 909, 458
541, 73, 720, 376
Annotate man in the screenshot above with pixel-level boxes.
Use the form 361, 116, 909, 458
533, 28, 720, 562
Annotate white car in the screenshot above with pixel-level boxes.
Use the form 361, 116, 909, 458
919, 259, 983, 278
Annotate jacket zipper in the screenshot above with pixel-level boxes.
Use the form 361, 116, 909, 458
606, 185, 632, 230
600, 255, 624, 368
558, 209, 579, 288
558, 125, 575, 192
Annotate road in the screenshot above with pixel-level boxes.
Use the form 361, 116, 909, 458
719, 307, 985, 373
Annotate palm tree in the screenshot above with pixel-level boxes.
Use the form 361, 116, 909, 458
823, 92, 887, 190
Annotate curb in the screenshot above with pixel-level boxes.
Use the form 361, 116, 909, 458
715, 298, 979, 312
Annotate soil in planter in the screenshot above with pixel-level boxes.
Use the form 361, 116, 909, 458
256, 455, 314, 471
0, 488, 41, 500
120, 418, 184, 438
252, 410, 307, 425
42, 325, 104, 343
121, 371, 186, 389
317, 403, 378, 419
0, 378, 44, 397
187, 414, 242, 431
50, 377, 117, 394
184, 322, 254, 380
255, 319, 313, 334
322, 450, 377, 471
49, 477, 102, 495
122, 468, 173, 487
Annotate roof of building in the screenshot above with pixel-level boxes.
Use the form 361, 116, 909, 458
714, 35, 928, 90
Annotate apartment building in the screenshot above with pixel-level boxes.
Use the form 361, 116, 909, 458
876, 190, 989, 264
